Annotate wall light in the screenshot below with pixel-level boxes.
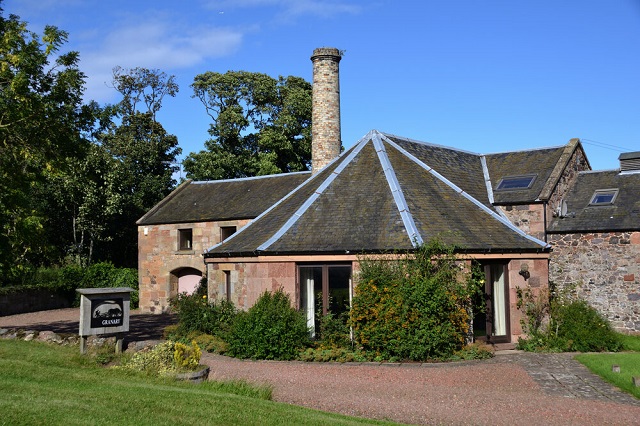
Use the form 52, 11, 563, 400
519, 263, 530, 281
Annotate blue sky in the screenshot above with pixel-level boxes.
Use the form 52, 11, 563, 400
5, 0, 640, 171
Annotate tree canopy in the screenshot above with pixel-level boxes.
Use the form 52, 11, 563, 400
183, 71, 312, 180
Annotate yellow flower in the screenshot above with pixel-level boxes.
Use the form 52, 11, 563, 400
202, 295, 207, 299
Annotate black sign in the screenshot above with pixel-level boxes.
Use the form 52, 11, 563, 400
90, 298, 124, 328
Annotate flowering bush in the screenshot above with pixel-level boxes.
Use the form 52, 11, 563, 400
351, 239, 482, 361
174, 341, 202, 370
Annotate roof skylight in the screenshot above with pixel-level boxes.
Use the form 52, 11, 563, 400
496, 174, 537, 191
589, 189, 618, 206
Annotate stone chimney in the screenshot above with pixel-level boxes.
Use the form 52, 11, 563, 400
311, 47, 342, 174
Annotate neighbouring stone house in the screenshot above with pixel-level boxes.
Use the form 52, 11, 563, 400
137, 46, 639, 340
548, 152, 640, 331
136, 172, 309, 313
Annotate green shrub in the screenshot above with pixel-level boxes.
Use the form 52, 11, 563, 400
451, 342, 495, 360
170, 293, 236, 338
316, 312, 351, 349
298, 347, 367, 363
351, 240, 481, 361
516, 286, 622, 353
173, 341, 202, 370
120, 341, 178, 376
226, 289, 310, 360
553, 300, 621, 352
14, 263, 139, 308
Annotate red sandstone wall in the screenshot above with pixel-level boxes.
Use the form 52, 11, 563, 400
138, 219, 250, 313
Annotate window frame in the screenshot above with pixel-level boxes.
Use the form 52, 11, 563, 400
178, 228, 193, 251
220, 226, 237, 242
589, 189, 619, 206
495, 174, 537, 191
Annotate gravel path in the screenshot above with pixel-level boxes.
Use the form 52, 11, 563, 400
3, 309, 640, 425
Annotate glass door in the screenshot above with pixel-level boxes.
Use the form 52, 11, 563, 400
298, 264, 352, 337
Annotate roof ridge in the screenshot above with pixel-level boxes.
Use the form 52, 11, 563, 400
191, 170, 311, 185
372, 133, 423, 247
381, 132, 481, 156
538, 139, 584, 201
381, 134, 550, 249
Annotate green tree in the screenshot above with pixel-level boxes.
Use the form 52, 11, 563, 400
184, 71, 311, 180
96, 67, 181, 266
0, 6, 93, 281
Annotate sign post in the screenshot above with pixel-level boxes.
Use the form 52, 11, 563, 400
77, 287, 134, 354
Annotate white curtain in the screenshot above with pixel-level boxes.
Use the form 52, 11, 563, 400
300, 268, 316, 336
492, 265, 506, 336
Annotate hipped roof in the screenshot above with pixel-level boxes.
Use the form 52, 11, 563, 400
205, 131, 550, 258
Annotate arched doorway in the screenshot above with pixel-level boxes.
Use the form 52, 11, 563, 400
170, 267, 203, 296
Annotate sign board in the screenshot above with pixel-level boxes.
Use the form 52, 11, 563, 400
77, 287, 134, 337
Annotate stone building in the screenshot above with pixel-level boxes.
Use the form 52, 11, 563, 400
137, 173, 309, 313
137, 46, 639, 337
548, 153, 640, 331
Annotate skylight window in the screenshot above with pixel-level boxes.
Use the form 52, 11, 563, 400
589, 189, 618, 206
496, 174, 537, 191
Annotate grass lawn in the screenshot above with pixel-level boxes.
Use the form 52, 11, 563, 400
574, 334, 640, 400
0, 339, 399, 426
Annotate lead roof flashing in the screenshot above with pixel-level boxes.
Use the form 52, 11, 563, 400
254, 131, 374, 252
372, 132, 423, 247
382, 134, 550, 250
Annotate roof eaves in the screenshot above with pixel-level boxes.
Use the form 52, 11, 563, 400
372, 132, 423, 246
381, 134, 551, 250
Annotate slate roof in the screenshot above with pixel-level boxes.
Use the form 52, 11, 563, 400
485, 144, 571, 205
136, 172, 311, 225
548, 170, 640, 233
205, 130, 550, 257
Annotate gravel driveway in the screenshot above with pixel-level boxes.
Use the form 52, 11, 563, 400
3, 309, 640, 425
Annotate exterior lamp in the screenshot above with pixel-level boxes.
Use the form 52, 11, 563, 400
519, 263, 530, 281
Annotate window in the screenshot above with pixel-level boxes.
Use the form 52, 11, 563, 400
496, 174, 537, 191
224, 271, 232, 302
220, 226, 237, 242
299, 264, 351, 336
178, 228, 192, 250
590, 189, 618, 205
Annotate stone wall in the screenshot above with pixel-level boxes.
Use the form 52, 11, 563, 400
207, 261, 296, 310
499, 204, 546, 241
0, 288, 70, 317
549, 231, 640, 332
138, 219, 250, 313
506, 258, 549, 341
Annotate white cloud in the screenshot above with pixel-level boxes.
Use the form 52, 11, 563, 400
79, 19, 243, 102
205, 0, 361, 20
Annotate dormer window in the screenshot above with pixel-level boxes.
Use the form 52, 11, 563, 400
496, 174, 537, 191
589, 189, 618, 206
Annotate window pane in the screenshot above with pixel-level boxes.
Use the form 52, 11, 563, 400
590, 191, 617, 205
496, 175, 536, 190
328, 266, 351, 316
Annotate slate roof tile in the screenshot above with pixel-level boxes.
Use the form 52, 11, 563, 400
207, 130, 549, 257
136, 172, 311, 225
548, 170, 640, 232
